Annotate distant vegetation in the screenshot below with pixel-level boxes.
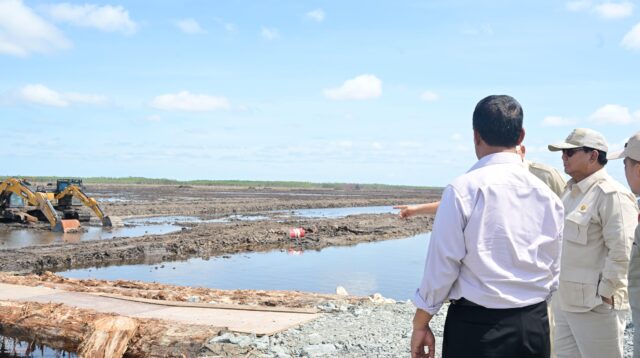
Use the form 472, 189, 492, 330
1, 176, 440, 190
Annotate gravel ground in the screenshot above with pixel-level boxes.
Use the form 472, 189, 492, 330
201, 299, 636, 358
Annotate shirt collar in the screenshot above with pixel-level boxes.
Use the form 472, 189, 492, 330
467, 152, 522, 173
567, 168, 608, 193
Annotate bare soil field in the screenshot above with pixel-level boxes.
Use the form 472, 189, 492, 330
0, 183, 439, 281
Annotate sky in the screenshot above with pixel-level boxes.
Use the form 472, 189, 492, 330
1, 0, 639, 187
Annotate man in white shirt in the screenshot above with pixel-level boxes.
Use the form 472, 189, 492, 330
410, 95, 564, 358
548, 128, 637, 358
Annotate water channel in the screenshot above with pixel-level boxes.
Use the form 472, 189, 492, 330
0, 336, 75, 358
0, 206, 398, 250
62, 232, 431, 301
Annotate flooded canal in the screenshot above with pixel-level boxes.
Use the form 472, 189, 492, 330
61, 232, 431, 300
0, 336, 75, 358
0, 222, 181, 250
0, 206, 399, 250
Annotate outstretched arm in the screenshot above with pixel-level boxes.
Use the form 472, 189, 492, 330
394, 201, 441, 218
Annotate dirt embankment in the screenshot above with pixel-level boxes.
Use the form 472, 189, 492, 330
0, 214, 433, 274
0, 184, 439, 274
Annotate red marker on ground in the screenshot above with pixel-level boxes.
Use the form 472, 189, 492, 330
289, 228, 305, 239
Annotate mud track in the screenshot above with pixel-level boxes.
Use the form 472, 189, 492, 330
0, 184, 440, 274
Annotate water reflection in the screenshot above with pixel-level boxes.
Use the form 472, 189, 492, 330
0, 224, 181, 250
62, 233, 431, 300
0, 336, 75, 358
279, 206, 396, 218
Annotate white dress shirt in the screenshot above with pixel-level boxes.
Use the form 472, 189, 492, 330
413, 152, 564, 315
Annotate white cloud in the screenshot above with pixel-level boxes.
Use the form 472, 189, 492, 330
567, 0, 592, 12
566, 1, 633, 19
622, 22, 640, 50
18, 84, 107, 107
420, 91, 440, 102
175, 18, 206, 34
635, 110, 640, 120
594, 1, 634, 19
146, 114, 162, 121
451, 133, 462, 141
261, 27, 279, 40
306, 9, 325, 22
63, 92, 108, 105
542, 116, 578, 127
46, 3, 138, 35
589, 104, 636, 124
323, 74, 382, 101
150, 91, 231, 112
0, 0, 71, 57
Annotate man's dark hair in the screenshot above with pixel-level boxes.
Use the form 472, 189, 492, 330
582, 147, 608, 166
472, 95, 523, 147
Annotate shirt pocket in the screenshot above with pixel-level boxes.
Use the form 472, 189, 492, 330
559, 280, 600, 309
564, 209, 592, 245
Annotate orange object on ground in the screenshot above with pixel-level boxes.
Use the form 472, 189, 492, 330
60, 219, 81, 233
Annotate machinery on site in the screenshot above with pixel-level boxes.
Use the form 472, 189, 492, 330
45, 178, 117, 227
0, 178, 117, 232
0, 178, 79, 232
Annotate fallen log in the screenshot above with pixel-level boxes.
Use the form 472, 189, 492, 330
0, 300, 223, 357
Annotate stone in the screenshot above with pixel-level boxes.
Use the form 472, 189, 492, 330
307, 332, 323, 345
229, 334, 253, 347
335, 286, 348, 296
317, 302, 337, 312
301, 344, 337, 357
187, 295, 201, 303
370, 293, 386, 303
269, 345, 292, 358
210, 332, 235, 344
253, 335, 270, 350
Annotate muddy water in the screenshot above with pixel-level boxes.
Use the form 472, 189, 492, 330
0, 336, 75, 357
283, 205, 396, 218
61, 233, 431, 300
0, 222, 181, 250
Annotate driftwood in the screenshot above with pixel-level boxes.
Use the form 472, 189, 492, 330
0, 300, 223, 357
78, 316, 138, 357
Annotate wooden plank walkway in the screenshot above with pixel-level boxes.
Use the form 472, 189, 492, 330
0, 282, 319, 335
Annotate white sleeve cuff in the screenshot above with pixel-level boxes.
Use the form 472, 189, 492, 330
411, 289, 442, 316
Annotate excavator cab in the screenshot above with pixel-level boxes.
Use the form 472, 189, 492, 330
56, 179, 85, 208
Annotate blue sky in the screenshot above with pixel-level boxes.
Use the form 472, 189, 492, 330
1, 0, 639, 186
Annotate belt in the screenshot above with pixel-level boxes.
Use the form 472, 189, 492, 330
451, 297, 483, 307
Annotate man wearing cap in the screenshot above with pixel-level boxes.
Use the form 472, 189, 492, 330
411, 95, 564, 358
608, 132, 640, 357
548, 128, 638, 358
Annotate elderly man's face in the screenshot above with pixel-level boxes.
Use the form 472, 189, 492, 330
562, 148, 594, 181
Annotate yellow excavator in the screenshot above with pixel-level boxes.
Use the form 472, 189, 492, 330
46, 179, 116, 228
0, 178, 80, 232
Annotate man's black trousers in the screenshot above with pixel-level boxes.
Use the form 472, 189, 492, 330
443, 299, 549, 358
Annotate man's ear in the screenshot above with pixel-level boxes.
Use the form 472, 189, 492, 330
473, 130, 481, 146
516, 128, 525, 146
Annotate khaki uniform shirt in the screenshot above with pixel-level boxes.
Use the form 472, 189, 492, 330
558, 168, 638, 312
526, 160, 566, 198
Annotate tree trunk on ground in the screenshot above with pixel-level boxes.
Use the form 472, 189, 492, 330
0, 300, 223, 357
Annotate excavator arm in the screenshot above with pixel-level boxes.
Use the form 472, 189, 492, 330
0, 178, 77, 232
55, 185, 114, 227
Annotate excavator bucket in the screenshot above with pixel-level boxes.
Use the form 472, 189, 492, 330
60, 219, 81, 233
102, 216, 122, 228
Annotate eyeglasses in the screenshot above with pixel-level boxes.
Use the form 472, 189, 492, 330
562, 147, 585, 158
